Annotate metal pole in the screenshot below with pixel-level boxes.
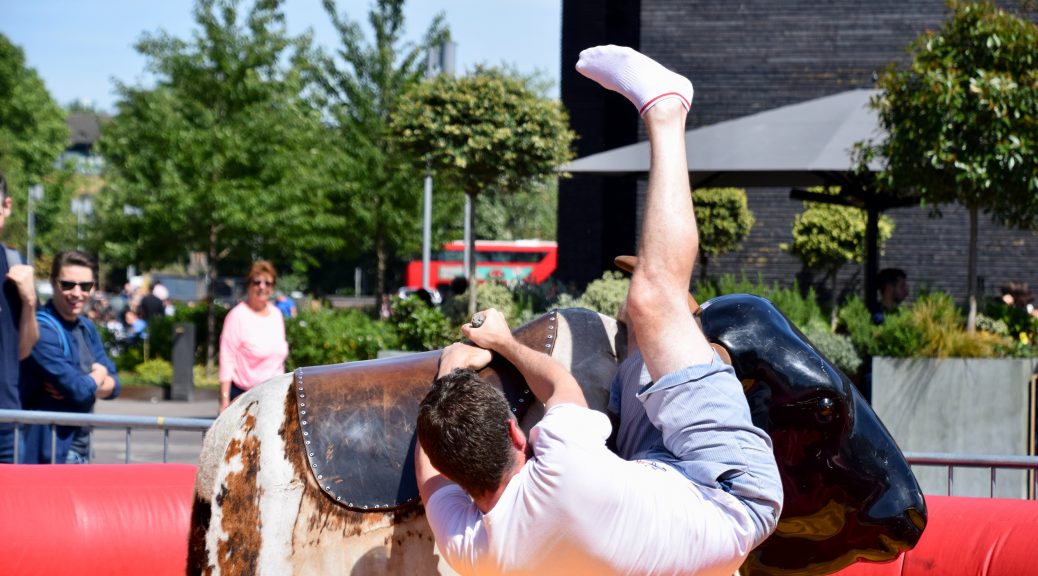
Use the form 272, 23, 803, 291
464, 195, 473, 280
27, 184, 42, 267
422, 173, 432, 289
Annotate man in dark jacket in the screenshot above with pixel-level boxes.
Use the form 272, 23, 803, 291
20, 250, 120, 463
0, 174, 39, 463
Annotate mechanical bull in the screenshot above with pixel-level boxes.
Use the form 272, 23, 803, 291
189, 296, 926, 575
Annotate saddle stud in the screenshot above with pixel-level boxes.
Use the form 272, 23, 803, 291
305, 441, 310, 445
317, 474, 323, 479
309, 453, 314, 457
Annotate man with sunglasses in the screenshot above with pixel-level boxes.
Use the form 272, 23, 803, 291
0, 174, 39, 463
20, 249, 121, 463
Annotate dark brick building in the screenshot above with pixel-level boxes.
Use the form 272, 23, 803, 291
558, 0, 1038, 306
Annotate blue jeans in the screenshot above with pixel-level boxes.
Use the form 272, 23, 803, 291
611, 351, 783, 544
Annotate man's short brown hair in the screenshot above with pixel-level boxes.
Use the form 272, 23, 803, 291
417, 368, 516, 497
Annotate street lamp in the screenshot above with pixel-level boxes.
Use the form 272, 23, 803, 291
422, 42, 457, 290
26, 184, 43, 266
71, 195, 94, 250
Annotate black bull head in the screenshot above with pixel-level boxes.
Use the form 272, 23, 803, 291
699, 294, 926, 575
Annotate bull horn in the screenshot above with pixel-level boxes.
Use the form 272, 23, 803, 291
613, 255, 731, 366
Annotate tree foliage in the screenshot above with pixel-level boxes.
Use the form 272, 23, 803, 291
692, 187, 755, 281
315, 0, 450, 300
785, 187, 894, 327
0, 34, 69, 250
393, 67, 575, 313
98, 0, 339, 370
859, 0, 1038, 331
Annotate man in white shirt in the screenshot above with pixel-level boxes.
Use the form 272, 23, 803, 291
415, 45, 782, 576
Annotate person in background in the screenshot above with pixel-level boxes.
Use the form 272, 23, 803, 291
275, 290, 297, 319
0, 173, 39, 463
152, 281, 175, 316
20, 250, 119, 464
138, 281, 166, 322
218, 260, 288, 414
870, 268, 908, 325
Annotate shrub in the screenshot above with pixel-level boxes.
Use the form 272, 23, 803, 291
442, 282, 520, 326
390, 296, 455, 352
286, 307, 397, 367
571, 271, 630, 316
132, 359, 173, 386
697, 274, 825, 331
802, 320, 862, 374
147, 302, 231, 365
837, 296, 875, 356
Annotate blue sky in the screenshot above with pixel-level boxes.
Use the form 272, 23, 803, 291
1, 0, 562, 112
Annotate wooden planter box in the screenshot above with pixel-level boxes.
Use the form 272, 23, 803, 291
872, 357, 1037, 498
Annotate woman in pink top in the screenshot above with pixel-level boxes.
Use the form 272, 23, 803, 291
218, 260, 289, 414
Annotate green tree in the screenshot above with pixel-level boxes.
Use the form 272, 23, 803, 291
475, 178, 558, 241
692, 187, 755, 282
860, 0, 1038, 331
0, 34, 69, 251
99, 0, 339, 372
315, 0, 449, 302
784, 187, 894, 329
393, 67, 575, 314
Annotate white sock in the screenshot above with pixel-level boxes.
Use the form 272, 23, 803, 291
575, 45, 693, 116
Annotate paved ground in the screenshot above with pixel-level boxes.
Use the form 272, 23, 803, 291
90, 387, 219, 465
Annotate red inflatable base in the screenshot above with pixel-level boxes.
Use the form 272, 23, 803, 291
833, 494, 1038, 576
0, 463, 197, 576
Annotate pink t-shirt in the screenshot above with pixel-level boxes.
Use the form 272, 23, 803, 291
218, 302, 289, 390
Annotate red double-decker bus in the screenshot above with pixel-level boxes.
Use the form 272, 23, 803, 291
404, 240, 558, 290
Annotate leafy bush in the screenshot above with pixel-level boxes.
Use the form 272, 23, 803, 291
512, 278, 570, 323
132, 359, 173, 386
837, 296, 874, 355
802, 320, 862, 374
285, 307, 397, 367
696, 274, 825, 330
578, 271, 630, 317
390, 296, 455, 352
442, 282, 521, 326
147, 302, 231, 365
842, 292, 1014, 359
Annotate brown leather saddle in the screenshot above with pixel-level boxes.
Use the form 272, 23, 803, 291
293, 310, 560, 511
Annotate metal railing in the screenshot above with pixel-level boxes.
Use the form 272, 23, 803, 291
0, 409, 213, 464
904, 451, 1038, 499
3, 409, 1038, 497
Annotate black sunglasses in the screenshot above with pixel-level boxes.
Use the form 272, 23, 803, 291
58, 280, 95, 292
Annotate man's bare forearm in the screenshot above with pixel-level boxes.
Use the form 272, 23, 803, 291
491, 336, 586, 409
